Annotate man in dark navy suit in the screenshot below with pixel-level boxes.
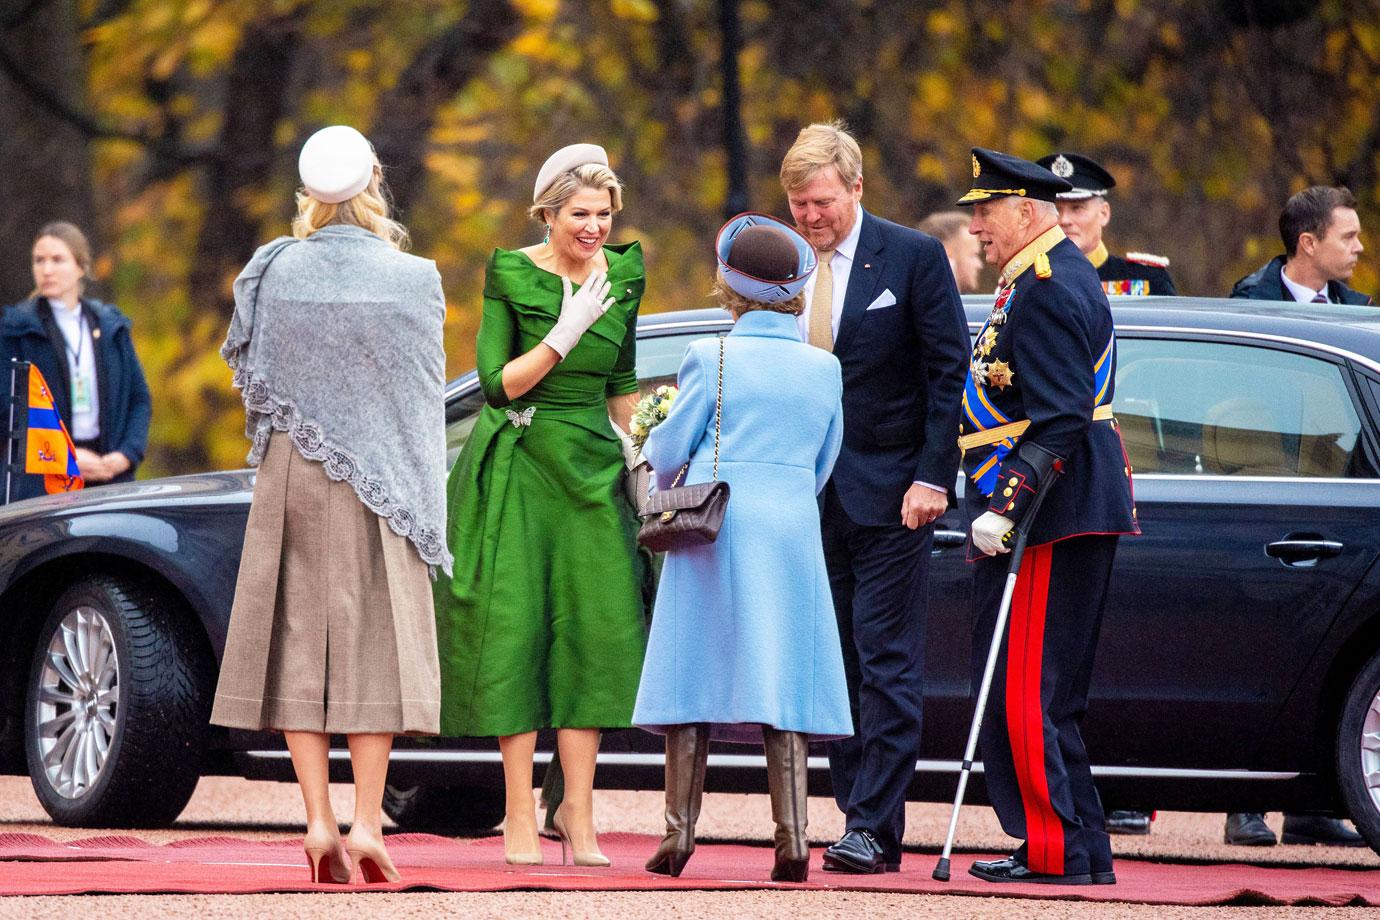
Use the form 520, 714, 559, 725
778, 122, 969, 874
957, 148, 1138, 885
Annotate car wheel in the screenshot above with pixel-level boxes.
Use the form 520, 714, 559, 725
24, 574, 213, 827
1337, 647, 1380, 853
383, 782, 505, 832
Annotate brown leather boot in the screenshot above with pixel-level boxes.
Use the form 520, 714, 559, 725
763, 726, 810, 882
645, 723, 710, 877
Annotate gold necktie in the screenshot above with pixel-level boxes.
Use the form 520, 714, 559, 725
808, 250, 835, 351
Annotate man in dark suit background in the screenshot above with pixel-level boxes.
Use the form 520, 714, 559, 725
778, 122, 969, 874
1232, 185, 1371, 307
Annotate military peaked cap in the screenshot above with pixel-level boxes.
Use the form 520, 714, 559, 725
957, 148, 1072, 206
1036, 152, 1117, 200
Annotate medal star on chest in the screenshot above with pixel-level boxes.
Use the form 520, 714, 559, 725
986, 359, 1015, 390
976, 326, 999, 358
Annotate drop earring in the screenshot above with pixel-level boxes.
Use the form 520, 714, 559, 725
543, 224, 551, 245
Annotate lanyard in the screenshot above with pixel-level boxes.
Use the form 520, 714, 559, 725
62, 310, 87, 368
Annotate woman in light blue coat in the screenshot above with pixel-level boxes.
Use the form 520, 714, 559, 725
635, 214, 850, 883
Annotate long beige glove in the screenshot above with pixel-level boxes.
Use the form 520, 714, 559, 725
543, 271, 614, 359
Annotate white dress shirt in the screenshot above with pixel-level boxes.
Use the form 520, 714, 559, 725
796, 204, 864, 343
1280, 265, 1329, 303
51, 300, 100, 441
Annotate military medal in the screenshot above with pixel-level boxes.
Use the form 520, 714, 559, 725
987, 359, 1014, 390
970, 359, 990, 386
976, 326, 998, 357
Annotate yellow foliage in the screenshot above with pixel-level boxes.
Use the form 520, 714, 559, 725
610, 0, 659, 22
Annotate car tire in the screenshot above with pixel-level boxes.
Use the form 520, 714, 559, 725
383, 782, 505, 832
1337, 647, 1380, 853
24, 574, 213, 828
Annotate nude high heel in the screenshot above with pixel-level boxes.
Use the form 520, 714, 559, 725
552, 805, 611, 868
345, 832, 401, 884
504, 818, 544, 866
303, 828, 352, 884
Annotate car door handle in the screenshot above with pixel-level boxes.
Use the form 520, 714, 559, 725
934, 529, 967, 549
1266, 539, 1344, 563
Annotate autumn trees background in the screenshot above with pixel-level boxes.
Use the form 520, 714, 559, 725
1, 0, 1378, 476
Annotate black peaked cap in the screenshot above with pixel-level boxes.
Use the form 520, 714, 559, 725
957, 147, 1073, 206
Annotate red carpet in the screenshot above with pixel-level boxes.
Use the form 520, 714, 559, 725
0, 832, 1375, 905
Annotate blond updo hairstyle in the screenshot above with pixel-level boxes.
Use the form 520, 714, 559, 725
292, 162, 410, 251
529, 163, 624, 227
712, 274, 805, 320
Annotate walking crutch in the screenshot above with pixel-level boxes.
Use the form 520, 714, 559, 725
932, 467, 1063, 882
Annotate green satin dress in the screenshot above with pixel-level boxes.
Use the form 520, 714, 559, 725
435, 242, 649, 737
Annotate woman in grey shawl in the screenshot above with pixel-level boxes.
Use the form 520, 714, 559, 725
209, 125, 449, 885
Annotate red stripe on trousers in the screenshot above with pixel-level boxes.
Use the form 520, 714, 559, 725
1004, 543, 1063, 875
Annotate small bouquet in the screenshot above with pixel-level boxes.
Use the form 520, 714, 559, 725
630, 385, 678, 452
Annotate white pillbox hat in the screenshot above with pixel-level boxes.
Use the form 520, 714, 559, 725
298, 125, 375, 204
533, 143, 609, 202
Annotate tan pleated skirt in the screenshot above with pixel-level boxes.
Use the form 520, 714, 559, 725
210, 432, 440, 735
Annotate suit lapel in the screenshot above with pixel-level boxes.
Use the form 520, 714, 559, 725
833, 211, 885, 356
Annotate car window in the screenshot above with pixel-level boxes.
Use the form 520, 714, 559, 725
1114, 338, 1373, 478
443, 331, 717, 467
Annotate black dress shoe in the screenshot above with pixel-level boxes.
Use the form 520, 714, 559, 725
1105, 809, 1152, 835
1224, 812, 1277, 846
821, 829, 886, 874
1281, 814, 1366, 847
968, 856, 1092, 886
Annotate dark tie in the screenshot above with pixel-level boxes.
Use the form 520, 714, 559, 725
1312, 292, 1329, 303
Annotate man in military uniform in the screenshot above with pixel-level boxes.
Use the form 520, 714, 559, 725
957, 148, 1139, 885
1036, 152, 1176, 297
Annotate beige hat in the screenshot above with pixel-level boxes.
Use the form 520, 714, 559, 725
533, 143, 608, 202
299, 125, 375, 204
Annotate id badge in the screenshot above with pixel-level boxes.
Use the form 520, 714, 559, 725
71, 372, 93, 414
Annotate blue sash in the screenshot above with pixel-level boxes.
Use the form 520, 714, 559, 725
962, 327, 1116, 497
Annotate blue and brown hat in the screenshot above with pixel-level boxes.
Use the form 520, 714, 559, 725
715, 212, 817, 303
956, 147, 1072, 206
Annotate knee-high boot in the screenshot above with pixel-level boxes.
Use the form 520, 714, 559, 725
645, 723, 710, 877
763, 726, 810, 882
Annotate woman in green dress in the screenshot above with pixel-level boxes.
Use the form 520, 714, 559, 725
435, 144, 647, 867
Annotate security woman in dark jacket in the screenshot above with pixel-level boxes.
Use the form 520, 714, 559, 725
2, 221, 151, 501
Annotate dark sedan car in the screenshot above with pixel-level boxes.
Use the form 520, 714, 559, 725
3, 296, 1380, 851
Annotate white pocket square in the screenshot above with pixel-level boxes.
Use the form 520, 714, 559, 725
866, 289, 897, 311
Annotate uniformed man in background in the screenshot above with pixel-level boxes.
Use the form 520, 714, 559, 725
1036, 149, 1171, 840
1037, 152, 1176, 297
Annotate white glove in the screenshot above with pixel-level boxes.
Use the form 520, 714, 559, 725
543, 271, 614, 359
609, 420, 640, 471
971, 511, 1015, 556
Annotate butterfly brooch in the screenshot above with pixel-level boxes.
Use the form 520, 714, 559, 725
505, 406, 536, 428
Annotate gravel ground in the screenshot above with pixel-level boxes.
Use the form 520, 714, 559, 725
1, 775, 1375, 917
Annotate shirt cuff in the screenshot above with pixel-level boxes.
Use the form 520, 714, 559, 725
912, 480, 947, 494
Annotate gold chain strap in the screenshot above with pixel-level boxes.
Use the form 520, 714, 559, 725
668, 334, 725, 489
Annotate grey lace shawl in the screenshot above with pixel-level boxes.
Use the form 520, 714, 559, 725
222, 224, 453, 575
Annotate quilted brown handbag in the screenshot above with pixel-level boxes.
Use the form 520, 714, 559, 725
636, 335, 730, 553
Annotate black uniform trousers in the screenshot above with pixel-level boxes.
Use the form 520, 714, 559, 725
822, 481, 931, 864
971, 531, 1118, 878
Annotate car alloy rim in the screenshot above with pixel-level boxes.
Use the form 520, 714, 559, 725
1365, 683, 1380, 816
34, 606, 119, 799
